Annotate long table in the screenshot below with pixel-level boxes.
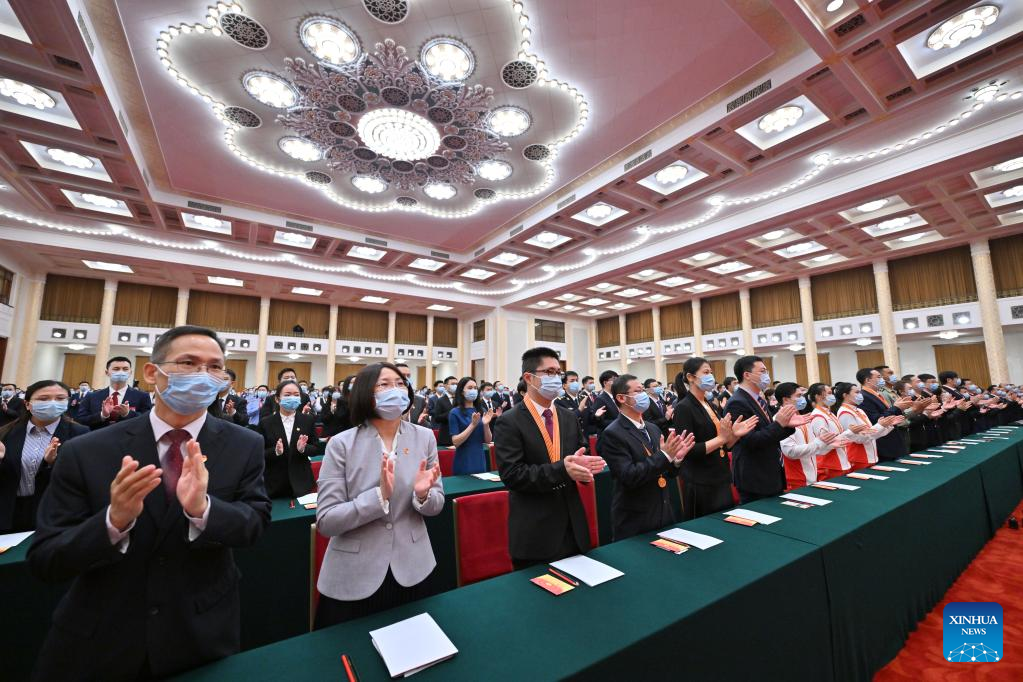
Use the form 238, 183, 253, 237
173, 427, 1023, 682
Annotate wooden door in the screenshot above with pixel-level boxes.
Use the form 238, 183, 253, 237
796, 353, 832, 386
225, 358, 248, 387
855, 349, 885, 370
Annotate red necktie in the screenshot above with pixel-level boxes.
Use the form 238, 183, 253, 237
109, 391, 121, 421
542, 408, 554, 441
163, 429, 190, 500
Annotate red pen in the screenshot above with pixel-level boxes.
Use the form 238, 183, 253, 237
341, 654, 359, 682
289, 500, 295, 509
548, 567, 579, 586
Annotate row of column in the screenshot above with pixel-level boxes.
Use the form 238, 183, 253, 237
607, 238, 1009, 384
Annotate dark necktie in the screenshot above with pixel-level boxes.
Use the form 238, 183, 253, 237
110, 391, 121, 421
757, 395, 770, 416
542, 408, 554, 441
163, 429, 190, 500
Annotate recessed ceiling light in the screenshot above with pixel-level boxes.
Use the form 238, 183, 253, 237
533, 301, 554, 308
657, 276, 693, 288
421, 38, 474, 82
654, 162, 688, 185
208, 276, 244, 287
560, 305, 581, 312
687, 283, 712, 292
242, 71, 298, 108
854, 338, 873, 347
762, 230, 786, 240
825, 0, 844, 12
994, 157, 1023, 173
358, 108, 441, 161
582, 309, 603, 316
1003, 185, 1023, 198
274, 231, 316, 249
972, 83, 1001, 102
609, 303, 633, 310
788, 343, 805, 351
83, 259, 132, 273
857, 199, 888, 213
821, 327, 832, 337
616, 288, 647, 298
486, 106, 531, 137
80, 192, 118, 208
46, 147, 94, 169
525, 231, 570, 248
585, 203, 614, 220
349, 245, 387, 260
899, 233, 926, 242
593, 282, 614, 290
0, 78, 55, 109
409, 258, 445, 271
427, 304, 453, 311
461, 268, 495, 280
288, 353, 304, 360
691, 252, 714, 261
182, 212, 230, 234
709, 260, 750, 274
636, 269, 657, 277
424, 182, 457, 200
477, 159, 513, 181
66, 343, 86, 351
361, 296, 389, 304
926, 5, 999, 51
352, 175, 387, 194
877, 216, 912, 231
555, 293, 582, 301
580, 297, 610, 306
786, 242, 813, 254
489, 252, 528, 266
300, 17, 360, 65
292, 286, 323, 296
643, 294, 670, 302
278, 137, 322, 162
811, 254, 833, 262
904, 319, 919, 330
757, 105, 803, 133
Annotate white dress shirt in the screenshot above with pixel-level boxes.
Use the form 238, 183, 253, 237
281, 412, 296, 444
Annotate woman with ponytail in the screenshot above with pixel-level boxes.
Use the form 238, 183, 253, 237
671, 357, 757, 519
833, 382, 902, 469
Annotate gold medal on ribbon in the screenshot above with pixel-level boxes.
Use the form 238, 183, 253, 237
658, 476, 667, 488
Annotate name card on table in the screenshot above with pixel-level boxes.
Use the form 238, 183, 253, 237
780, 493, 832, 506
723, 508, 781, 525
812, 481, 860, 491
872, 465, 909, 472
847, 472, 888, 480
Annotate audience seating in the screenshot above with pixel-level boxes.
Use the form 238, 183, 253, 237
452, 491, 513, 586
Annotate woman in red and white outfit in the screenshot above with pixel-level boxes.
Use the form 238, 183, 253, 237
776, 383, 838, 489
806, 383, 869, 480
832, 382, 901, 469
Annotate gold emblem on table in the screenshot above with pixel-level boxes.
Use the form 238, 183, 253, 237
657, 476, 667, 488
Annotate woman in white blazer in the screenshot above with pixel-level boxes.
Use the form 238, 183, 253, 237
314, 362, 444, 627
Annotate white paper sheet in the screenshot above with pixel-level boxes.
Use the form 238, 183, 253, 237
872, 466, 909, 472
0, 530, 33, 550
470, 472, 501, 482
812, 481, 860, 490
847, 472, 889, 480
370, 613, 458, 678
657, 527, 723, 550
897, 459, 930, 466
928, 449, 957, 454
911, 454, 942, 458
295, 492, 318, 506
723, 508, 781, 525
549, 555, 624, 587
780, 493, 832, 506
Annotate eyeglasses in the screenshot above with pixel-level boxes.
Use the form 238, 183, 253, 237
375, 380, 406, 391
158, 361, 230, 381
531, 369, 564, 378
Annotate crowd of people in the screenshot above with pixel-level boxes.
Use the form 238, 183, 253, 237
1, 324, 1020, 679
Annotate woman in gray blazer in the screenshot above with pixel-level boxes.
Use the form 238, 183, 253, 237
314, 362, 444, 627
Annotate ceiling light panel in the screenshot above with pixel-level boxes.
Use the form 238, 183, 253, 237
427, 304, 453, 311
680, 251, 723, 266
573, 202, 627, 226
861, 213, 926, 238
18, 140, 111, 181
420, 38, 474, 82
657, 276, 693, 288
708, 260, 751, 274
0, 1, 30, 42
208, 276, 244, 287
554, 293, 582, 302
774, 241, 825, 258
588, 282, 621, 292
299, 16, 360, 65
274, 231, 317, 249
735, 270, 773, 282
882, 230, 944, 250
292, 286, 323, 296
734, 95, 829, 150
684, 283, 719, 293
60, 189, 131, 216
983, 187, 1023, 209
897, 2, 1021, 78
83, 259, 133, 273
636, 161, 708, 195
361, 295, 389, 304
461, 268, 495, 280
488, 251, 528, 266
628, 269, 667, 281
348, 245, 386, 261
182, 212, 232, 234
409, 258, 445, 271
799, 253, 848, 268
0, 78, 80, 128
524, 231, 570, 249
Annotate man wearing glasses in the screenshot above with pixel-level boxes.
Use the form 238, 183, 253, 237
29, 325, 271, 680
494, 347, 606, 570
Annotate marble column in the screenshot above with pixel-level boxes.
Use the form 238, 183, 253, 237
618, 313, 628, 373
970, 240, 1009, 383
652, 306, 663, 381
174, 288, 188, 326
14, 277, 45, 388
386, 310, 396, 363
425, 314, 435, 387
691, 298, 703, 358
91, 279, 118, 387
326, 304, 338, 387
872, 261, 900, 375
798, 277, 819, 384
739, 288, 754, 354
255, 296, 270, 384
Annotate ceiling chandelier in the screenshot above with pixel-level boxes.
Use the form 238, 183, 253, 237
279, 38, 510, 196
926, 5, 999, 51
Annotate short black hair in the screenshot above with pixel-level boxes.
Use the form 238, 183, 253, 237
150, 325, 225, 365
443, 376, 457, 383
643, 378, 659, 388
598, 370, 619, 386
275, 379, 300, 398
1, 382, 15, 390
256, 384, 269, 391
434, 380, 444, 388
918, 373, 935, 381
938, 370, 959, 384
106, 356, 132, 369
901, 374, 915, 382
774, 382, 799, 402
350, 363, 414, 426
874, 365, 890, 373
516, 380, 527, 394
855, 368, 877, 385
277, 367, 296, 381
520, 347, 560, 378
341, 375, 357, 401
563, 370, 579, 384
723, 376, 737, 388
733, 356, 763, 381
582, 375, 594, 384
225, 368, 236, 382
611, 374, 637, 403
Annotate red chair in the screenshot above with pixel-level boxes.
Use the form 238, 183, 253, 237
438, 448, 455, 477
488, 443, 497, 471
310, 460, 322, 493
588, 434, 598, 457
432, 428, 440, 442
314, 425, 324, 438
453, 491, 513, 586
309, 524, 330, 630
576, 481, 599, 549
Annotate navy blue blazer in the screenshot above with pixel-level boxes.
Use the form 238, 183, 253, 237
75, 386, 153, 430
0, 418, 89, 531
859, 390, 906, 460
29, 413, 271, 680
724, 388, 794, 496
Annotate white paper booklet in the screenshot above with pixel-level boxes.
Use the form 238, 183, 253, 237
370, 613, 458, 678
723, 508, 781, 524
550, 554, 624, 586
657, 527, 723, 550
780, 493, 832, 506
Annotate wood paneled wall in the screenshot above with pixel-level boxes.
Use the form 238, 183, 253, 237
811, 266, 878, 320
337, 307, 388, 342
186, 290, 261, 333
989, 234, 1023, 297
700, 293, 741, 334
751, 280, 801, 328
934, 342, 990, 388
41, 275, 104, 323
596, 316, 620, 347
61, 352, 95, 386
226, 359, 248, 386
795, 353, 832, 386
268, 361, 312, 387
433, 317, 458, 347
396, 313, 428, 344
854, 349, 885, 370
659, 302, 693, 339
625, 310, 653, 343
334, 364, 367, 382
269, 299, 331, 337
113, 283, 177, 328
888, 246, 977, 310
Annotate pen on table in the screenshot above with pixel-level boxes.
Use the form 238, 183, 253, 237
659, 537, 689, 550
341, 653, 359, 682
289, 499, 295, 509
548, 567, 579, 586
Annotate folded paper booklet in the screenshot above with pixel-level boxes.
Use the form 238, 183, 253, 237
0, 530, 33, 553
470, 472, 502, 482
295, 492, 317, 509
780, 493, 831, 506
911, 454, 942, 458
928, 449, 957, 454
781, 500, 812, 509
650, 538, 689, 554
550, 555, 624, 587
369, 613, 458, 678
723, 508, 781, 525
657, 527, 723, 550
872, 465, 908, 472
847, 472, 888, 480
724, 515, 758, 526
811, 482, 838, 490
897, 459, 929, 466
531, 574, 576, 595
812, 481, 859, 491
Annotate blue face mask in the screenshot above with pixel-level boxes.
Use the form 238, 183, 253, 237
758, 372, 771, 390
915, 382, 925, 391
332, 391, 342, 400
109, 371, 131, 384
853, 392, 864, 406
929, 382, 939, 392
907, 389, 916, 397
464, 389, 479, 402
279, 395, 302, 412
630, 391, 651, 412
955, 378, 962, 387
257, 390, 268, 399
585, 383, 595, 392
483, 389, 496, 399
704, 391, 715, 402
825, 394, 837, 406
31, 399, 68, 421
698, 374, 716, 391
375, 388, 410, 420
795, 396, 807, 411
156, 368, 228, 415
1, 389, 13, 400
568, 381, 581, 393
533, 374, 563, 400
877, 376, 886, 387
653, 386, 664, 396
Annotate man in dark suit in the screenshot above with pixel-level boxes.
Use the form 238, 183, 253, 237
554, 371, 584, 427
587, 370, 619, 437
258, 367, 311, 419
641, 378, 672, 432
68, 381, 91, 414
598, 374, 692, 541
0, 382, 26, 428
721, 376, 737, 401
208, 368, 248, 427
939, 370, 978, 437
75, 357, 153, 430
396, 363, 430, 427
29, 325, 271, 680
432, 376, 457, 446
724, 355, 797, 503
857, 368, 913, 461
495, 347, 605, 570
